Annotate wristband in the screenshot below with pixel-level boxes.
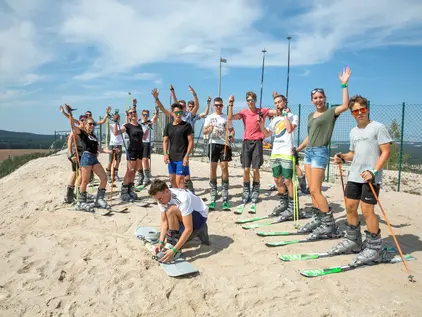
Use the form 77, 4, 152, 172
68, 154, 73, 159
155, 98, 159, 101
164, 151, 169, 155
159, 240, 165, 245
283, 113, 288, 117
185, 153, 191, 157
171, 247, 178, 254
341, 83, 348, 88
372, 169, 378, 176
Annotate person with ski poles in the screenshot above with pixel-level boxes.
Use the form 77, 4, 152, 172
258, 94, 299, 220
328, 95, 392, 265
136, 108, 159, 188
295, 67, 352, 239
105, 112, 124, 183
203, 96, 235, 210
63, 113, 86, 204
228, 91, 278, 213
60, 105, 113, 212
113, 107, 144, 202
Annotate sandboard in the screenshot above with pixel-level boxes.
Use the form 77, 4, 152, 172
135, 226, 199, 277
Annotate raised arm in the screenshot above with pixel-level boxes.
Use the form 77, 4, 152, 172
96, 106, 112, 125
151, 108, 159, 124
59, 105, 79, 126
228, 95, 242, 120
188, 85, 199, 116
199, 96, 211, 119
152, 88, 172, 118
335, 67, 352, 116
170, 84, 178, 103
113, 115, 126, 136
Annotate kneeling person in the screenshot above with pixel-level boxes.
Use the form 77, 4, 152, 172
148, 179, 210, 263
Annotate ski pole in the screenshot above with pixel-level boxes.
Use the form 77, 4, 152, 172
65, 105, 81, 203
259, 49, 267, 112
338, 163, 347, 207
110, 152, 116, 201
368, 182, 415, 283
223, 98, 234, 160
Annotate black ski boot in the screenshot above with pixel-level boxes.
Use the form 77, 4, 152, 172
64, 185, 75, 204
250, 181, 260, 203
95, 188, 110, 209
221, 179, 229, 203
242, 182, 250, 204
143, 168, 152, 186
106, 168, 112, 183
128, 182, 138, 200
351, 229, 384, 266
113, 168, 120, 182
307, 208, 339, 240
121, 184, 133, 202
298, 175, 309, 194
76, 191, 94, 212
269, 193, 288, 216
136, 169, 144, 187
185, 179, 195, 194
209, 179, 217, 203
297, 207, 322, 233
278, 196, 295, 221
328, 222, 362, 255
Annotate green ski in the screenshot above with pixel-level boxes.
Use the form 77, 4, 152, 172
256, 231, 302, 237
208, 201, 217, 210
280, 247, 398, 262
222, 201, 231, 211
234, 204, 246, 214
248, 203, 257, 214
235, 216, 270, 224
300, 254, 416, 278
134, 185, 145, 192
266, 235, 342, 247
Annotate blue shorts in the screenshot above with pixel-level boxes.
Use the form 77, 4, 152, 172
80, 152, 100, 167
179, 211, 207, 234
168, 161, 190, 176
304, 146, 329, 169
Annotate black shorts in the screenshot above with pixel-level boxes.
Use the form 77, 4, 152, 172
346, 181, 380, 205
293, 149, 299, 166
143, 143, 151, 159
128, 150, 143, 161
208, 143, 232, 163
69, 156, 81, 172
108, 145, 123, 162
241, 140, 263, 169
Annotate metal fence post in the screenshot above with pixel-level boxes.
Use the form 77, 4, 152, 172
99, 116, 103, 148
367, 100, 371, 120
54, 131, 57, 150
326, 103, 331, 181
297, 104, 301, 146
397, 102, 406, 192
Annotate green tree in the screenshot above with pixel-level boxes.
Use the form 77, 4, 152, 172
387, 119, 411, 170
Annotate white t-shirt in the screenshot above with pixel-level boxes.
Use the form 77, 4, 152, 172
204, 113, 233, 145
158, 188, 209, 218
139, 120, 153, 143
267, 113, 298, 158
109, 123, 124, 146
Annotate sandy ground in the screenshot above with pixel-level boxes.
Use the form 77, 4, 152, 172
0, 152, 421, 317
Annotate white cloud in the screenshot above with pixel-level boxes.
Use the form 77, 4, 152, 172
1, 0, 422, 86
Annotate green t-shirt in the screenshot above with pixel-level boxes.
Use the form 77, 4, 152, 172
307, 107, 338, 147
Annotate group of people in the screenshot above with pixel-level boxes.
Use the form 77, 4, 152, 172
60, 66, 393, 266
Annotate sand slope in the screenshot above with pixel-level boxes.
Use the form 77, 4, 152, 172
0, 153, 421, 317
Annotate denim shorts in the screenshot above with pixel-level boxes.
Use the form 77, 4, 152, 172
80, 151, 100, 167
304, 146, 329, 169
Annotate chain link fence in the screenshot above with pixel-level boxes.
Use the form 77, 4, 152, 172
54, 102, 421, 195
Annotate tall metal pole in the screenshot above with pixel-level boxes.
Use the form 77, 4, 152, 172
286, 36, 292, 104
218, 58, 222, 97
259, 49, 267, 110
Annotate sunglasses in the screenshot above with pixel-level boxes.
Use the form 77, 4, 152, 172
128, 111, 137, 115
311, 88, 325, 96
142, 113, 149, 116
246, 99, 256, 103
351, 107, 368, 116
88, 122, 95, 126
214, 104, 224, 107
174, 111, 184, 115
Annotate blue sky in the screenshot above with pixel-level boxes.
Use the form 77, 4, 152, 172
1, 0, 422, 136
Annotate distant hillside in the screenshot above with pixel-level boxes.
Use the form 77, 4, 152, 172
0, 130, 60, 149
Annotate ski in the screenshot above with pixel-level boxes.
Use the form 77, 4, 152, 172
234, 204, 246, 215
279, 247, 398, 262
222, 201, 231, 211
248, 203, 257, 214
134, 185, 145, 192
266, 235, 343, 247
256, 231, 303, 237
241, 218, 288, 230
235, 215, 270, 224
300, 254, 417, 278
208, 201, 217, 211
